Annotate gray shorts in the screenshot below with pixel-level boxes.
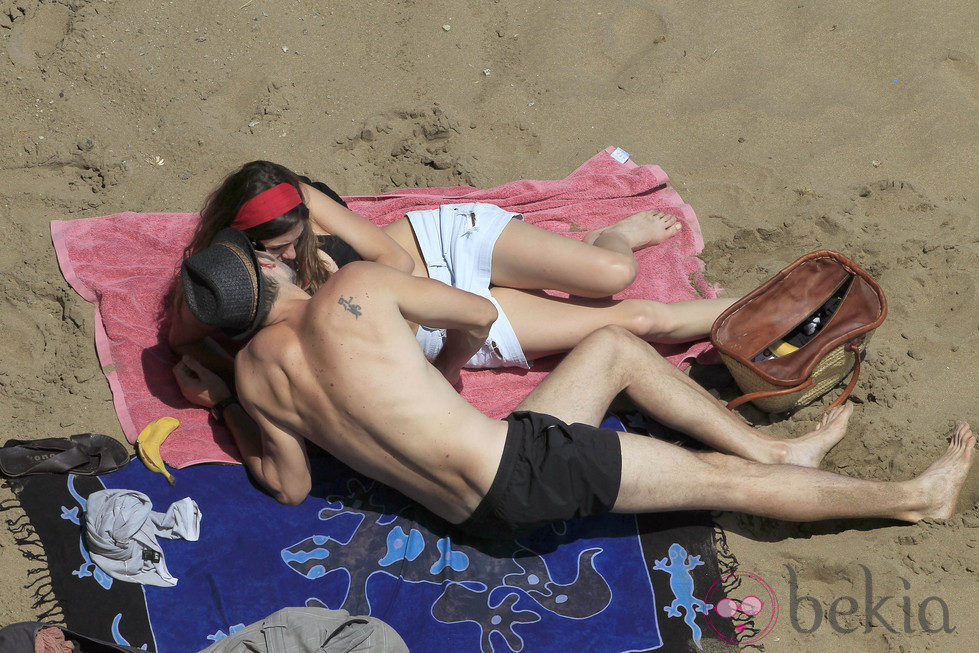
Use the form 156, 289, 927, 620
407, 203, 529, 369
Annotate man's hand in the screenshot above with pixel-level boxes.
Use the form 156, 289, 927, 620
432, 327, 489, 387
173, 355, 232, 408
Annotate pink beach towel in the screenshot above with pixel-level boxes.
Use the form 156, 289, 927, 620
51, 147, 719, 468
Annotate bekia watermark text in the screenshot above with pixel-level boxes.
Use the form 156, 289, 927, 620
786, 564, 954, 635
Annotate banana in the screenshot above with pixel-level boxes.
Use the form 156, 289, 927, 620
136, 417, 180, 485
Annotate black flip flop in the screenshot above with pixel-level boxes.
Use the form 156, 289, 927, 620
68, 433, 131, 475
0, 434, 130, 477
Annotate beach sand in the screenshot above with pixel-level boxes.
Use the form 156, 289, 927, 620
1, 0, 976, 649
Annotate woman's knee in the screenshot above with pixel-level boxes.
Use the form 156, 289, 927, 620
605, 255, 639, 294
619, 300, 680, 339
576, 254, 638, 297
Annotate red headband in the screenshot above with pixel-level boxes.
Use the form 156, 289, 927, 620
232, 182, 303, 230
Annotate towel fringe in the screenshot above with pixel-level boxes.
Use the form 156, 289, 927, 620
27, 574, 64, 623
711, 523, 741, 592
21, 547, 48, 562
30, 579, 59, 610
0, 497, 23, 512
711, 516, 768, 649
2, 481, 65, 624
8, 516, 34, 534
2, 489, 47, 556
14, 533, 43, 548
35, 602, 65, 623
26, 565, 50, 579
6, 511, 30, 524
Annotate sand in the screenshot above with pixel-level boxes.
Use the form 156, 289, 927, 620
1, 0, 976, 649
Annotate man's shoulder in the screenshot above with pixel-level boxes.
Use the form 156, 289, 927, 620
327, 260, 395, 286
239, 322, 298, 364
315, 261, 398, 304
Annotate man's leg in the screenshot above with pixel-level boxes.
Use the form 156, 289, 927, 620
517, 326, 849, 467
613, 423, 975, 523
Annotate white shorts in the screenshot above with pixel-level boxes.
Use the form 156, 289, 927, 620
407, 203, 530, 369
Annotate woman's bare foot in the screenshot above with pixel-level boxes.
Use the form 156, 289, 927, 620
783, 404, 853, 467
586, 210, 683, 250
899, 423, 976, 522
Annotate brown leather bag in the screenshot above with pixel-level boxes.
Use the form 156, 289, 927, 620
710, 250, 887, 412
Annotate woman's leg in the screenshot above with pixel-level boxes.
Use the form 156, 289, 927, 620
491, 212, 683, 298
582, 209, 683, 252
490, 287, 736, 358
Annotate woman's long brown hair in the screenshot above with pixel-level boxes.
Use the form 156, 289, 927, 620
184, 160, 331, 293
163, 161, 332, 340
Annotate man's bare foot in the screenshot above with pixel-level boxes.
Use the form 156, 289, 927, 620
586, 210, 683, 250
783, 404, 853, 467
899, 423, 976, 522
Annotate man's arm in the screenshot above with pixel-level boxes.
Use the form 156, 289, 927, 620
173, 356, 311, 505
168, 285, 236, 376
340, 262, 498, 384
230, 400, 312, 506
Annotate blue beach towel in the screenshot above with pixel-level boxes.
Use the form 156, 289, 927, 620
3, 423, 737, 651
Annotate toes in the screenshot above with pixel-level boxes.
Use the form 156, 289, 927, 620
830, 404, 853, 422
947, 432, 968, 452
950, 423, 974, 448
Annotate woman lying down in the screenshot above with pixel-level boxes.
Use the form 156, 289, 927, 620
168, 160, 735, 376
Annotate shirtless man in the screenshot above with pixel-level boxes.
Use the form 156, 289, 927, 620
174, 228, 974, 539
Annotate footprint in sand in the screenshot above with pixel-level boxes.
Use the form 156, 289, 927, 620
941, 49, 978, 101
2, 0, 76, 66
334, 106, 478, 191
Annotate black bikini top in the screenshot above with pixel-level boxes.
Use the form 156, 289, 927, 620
316, 234, 363, 269
299, 175, 364, 269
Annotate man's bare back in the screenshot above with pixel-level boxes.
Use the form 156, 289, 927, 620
234, 262, 508, 523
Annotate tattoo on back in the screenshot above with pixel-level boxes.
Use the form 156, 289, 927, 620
338, 296, 363, 319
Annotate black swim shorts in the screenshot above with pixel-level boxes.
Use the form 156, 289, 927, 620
457, 410, 622, 539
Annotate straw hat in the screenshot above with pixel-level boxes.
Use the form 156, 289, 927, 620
181, 228, 269, 340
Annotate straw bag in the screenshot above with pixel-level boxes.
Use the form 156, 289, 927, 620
710, 250, 887, 413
